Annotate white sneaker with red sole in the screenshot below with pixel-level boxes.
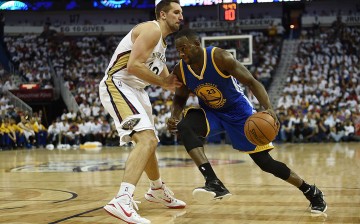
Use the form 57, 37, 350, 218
104, 193, 151, 224
145, 183, 186, 209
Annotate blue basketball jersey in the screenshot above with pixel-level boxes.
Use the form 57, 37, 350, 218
180, 46, 273, 152
180, 46, 254, 113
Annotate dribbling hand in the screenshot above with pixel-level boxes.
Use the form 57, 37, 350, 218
264, 109, 280, 133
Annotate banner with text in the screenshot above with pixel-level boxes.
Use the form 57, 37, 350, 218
5, 24, 133, 35
189, 18, 282, 31
10, 89, 54, 102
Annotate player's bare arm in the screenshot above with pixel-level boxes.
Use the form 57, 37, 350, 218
127, 22, 182, 89
172, 63, 190, 118
159, 65, 170, 78
215, 48, 278, 124
167, 63, 191, 132
159, 66, 180, 92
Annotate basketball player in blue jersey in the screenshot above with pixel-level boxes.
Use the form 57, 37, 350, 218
99, 1, 185, 223
167, 28, 327, 213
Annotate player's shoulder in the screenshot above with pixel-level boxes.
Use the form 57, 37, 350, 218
212, 47, 233, 65
213, 47, 231, 58
132, 21, 161, 44
134, 21, 161, 34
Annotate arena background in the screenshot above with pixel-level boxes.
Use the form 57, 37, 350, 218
0, 0, 358, 147
0, 1, 359, 223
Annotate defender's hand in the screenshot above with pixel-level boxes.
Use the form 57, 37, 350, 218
162, 74, 182, 90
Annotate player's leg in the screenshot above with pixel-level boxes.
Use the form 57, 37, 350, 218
177, 108, 231, 201
249, 150, 327, 213
143, 151, 186, 208
121, 130, 159, 185
99, 80, 151, 224
221, 107, 327, 214
127, 87, 187, 209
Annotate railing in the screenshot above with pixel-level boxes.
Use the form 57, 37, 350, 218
48, 59, 79, 113
4, 89, 33, 116
59, 75, 80, 113
48, 58, 61, 100
269, 39, 300, 106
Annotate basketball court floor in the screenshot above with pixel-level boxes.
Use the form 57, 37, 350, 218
0, 142, 359, 224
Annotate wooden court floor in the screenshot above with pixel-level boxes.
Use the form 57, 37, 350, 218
0, 142, 359, 224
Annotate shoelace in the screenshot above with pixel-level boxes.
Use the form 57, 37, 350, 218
163, 185, 175, 199
117, 194, 142, 211
129, 197, 141, 211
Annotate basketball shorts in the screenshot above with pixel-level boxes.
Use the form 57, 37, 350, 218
191, 104, 274, 153
99, 78, 158, 146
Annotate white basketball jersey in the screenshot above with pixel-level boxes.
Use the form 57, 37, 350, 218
104, 21, 167, 89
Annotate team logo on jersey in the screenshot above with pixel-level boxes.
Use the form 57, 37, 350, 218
122, 118, 140, 130
195, 83, 226, 109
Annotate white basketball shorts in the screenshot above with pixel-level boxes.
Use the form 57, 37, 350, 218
99, 78, 158, 146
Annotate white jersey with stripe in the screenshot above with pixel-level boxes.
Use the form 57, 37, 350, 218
104, 21, 166, 89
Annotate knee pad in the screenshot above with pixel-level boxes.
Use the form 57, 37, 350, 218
177, 119, 204, 152
250, 151, 291, 180
177, 109, 207, 152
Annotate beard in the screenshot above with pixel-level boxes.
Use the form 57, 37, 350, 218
167, 21, 180, 32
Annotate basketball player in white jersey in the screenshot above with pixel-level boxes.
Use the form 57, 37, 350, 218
99, 1, 185, 223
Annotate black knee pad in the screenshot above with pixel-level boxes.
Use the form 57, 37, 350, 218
250, 151, 291, 180
177, 109, 207, 152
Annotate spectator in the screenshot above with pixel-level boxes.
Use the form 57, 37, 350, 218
65, 121, 80, 147
343, 120, 355, 142
17, 115, 35, 148
314, 117, 330, 142
47, 120, 60, 147
329, 121, 345, 142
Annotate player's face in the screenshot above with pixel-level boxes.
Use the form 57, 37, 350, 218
164, 3, 183, 32
175, 37, 196, 64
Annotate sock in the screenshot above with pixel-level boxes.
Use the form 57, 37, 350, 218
117, 182, 135, 196
299, 181, 311, 194
149, 177, 163, 189
199, 163, 217, 181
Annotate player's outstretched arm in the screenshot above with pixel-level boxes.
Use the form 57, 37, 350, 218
214, 48, 279, 125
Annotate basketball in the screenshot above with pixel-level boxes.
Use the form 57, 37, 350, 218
244, 112, 278, 146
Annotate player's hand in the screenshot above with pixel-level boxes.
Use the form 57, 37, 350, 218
167, 117, 180, 134
263, 109, 280, 132
162, 74, 182, 91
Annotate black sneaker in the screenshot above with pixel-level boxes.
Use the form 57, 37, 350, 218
192, 179, 232, 202
304, 185, 327, 213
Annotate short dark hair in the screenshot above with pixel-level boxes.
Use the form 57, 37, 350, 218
174, 28, 199, 42
155, 0, 180, 20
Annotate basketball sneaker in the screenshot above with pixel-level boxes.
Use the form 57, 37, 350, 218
192, 179, 232, 202
304, 185, 327, 213
104, 193, 151, 224
145, 183, 186, 209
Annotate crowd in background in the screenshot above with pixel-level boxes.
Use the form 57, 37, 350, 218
276, 22, 360, 143
1, 7, 359, 150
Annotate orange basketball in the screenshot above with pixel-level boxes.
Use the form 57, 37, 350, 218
244, 112, 278, 146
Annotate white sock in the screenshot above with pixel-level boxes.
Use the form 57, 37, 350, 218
150, 178, 163, 189
117, 182, 135, 196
